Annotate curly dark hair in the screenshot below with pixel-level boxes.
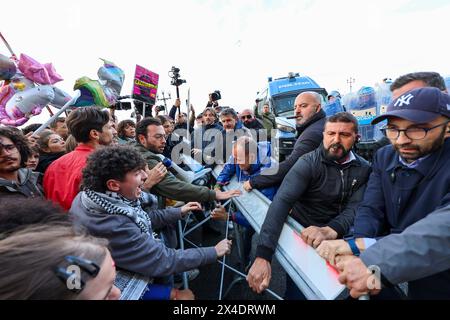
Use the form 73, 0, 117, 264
117, 120, 135, 139
0, 127, 31, 167
81, 146, 147, 193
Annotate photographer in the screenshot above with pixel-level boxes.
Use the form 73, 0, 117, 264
206, 90, 221, 110
154, 105, 164, 116
169, 98, 195, 132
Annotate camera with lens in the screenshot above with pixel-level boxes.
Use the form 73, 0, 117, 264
169, 66, 186, 87
154, 105, 165, 112
210, 90, 221, 102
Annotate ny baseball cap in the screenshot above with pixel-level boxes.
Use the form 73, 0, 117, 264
371, 87, 450, 125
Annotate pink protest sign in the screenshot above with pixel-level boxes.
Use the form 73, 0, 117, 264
132, 65, 159, 105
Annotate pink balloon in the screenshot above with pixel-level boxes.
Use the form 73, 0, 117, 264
18, 53, 63, 85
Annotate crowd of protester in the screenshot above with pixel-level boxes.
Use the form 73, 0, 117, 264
0, 71, 449, 300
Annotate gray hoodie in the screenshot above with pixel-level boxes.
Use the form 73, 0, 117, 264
69, 191, 217, 278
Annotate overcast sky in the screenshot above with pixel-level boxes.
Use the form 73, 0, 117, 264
2, 0, 450, 122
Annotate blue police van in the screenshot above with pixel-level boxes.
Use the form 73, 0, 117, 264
255, 72, 327, 160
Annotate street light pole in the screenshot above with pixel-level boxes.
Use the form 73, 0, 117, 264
347, 77, 355, 93
157, 91, 171, 115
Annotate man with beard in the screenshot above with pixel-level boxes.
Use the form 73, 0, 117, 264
43, 107, 117, 211
247, 112, 371, 299
0, 127, 43, 203
240, 109, 265, 141
316, 87, 450, 299
133, 117, 240, 203
216, 108, 251, 164
190, 107, 223, 164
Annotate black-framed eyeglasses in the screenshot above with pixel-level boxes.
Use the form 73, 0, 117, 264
241, 115, 252, 120
380, 120, 450, 140
54, 255, 100, 294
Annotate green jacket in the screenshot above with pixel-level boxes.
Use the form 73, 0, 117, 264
133, 142, 216, 202
254, 105, 276, 138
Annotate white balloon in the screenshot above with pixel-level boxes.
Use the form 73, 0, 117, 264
5, 85, 54, 119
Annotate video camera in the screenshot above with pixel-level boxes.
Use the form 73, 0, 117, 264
113, 101, 132, 110
113, 95, 133, 110
210, 90, 221, 102
168, 66, 186, 87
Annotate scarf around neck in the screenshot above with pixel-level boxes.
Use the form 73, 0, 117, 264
82, 189, 152, 236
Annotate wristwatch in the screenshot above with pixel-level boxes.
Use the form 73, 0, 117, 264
344, 236, 361, 256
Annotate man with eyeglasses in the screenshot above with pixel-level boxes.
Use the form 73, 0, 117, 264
0, 127, 43, 202
316, 87, 450, 299
133, 117, 241, 203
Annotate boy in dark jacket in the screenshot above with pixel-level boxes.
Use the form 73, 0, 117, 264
70, 146, 232, 300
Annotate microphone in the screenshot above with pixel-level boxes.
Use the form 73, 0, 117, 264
157, 154, 211, 183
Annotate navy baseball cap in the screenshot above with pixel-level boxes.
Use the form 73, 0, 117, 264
371, 87, 450, 125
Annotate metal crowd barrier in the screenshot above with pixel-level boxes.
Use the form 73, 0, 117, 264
211, 165, 347, 300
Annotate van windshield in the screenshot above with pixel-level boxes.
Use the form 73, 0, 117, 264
272, 94, 297, 117
272, 89, 327, 117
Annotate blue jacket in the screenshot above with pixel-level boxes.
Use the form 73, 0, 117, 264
353, 138, 450, 299
354, 138, 450, 238
216, 141, 277, 200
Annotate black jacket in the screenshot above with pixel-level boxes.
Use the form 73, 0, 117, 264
250, 109, 326, 189
36, 152, 65, 174
256, 146, 371, 262
243, 119, 266, 141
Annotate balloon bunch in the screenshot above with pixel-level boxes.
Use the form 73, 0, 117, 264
0, 53, 71, 126
72, 59, 124, 108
